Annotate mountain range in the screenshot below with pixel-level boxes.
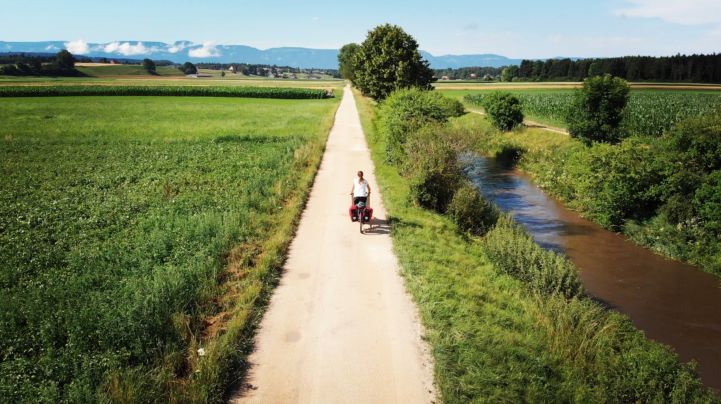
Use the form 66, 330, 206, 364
0, 41, 523, 69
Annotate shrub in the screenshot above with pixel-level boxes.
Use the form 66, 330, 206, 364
353, 24, 435, 100
566, 136, 664, 229
482, 92, 524, 131
566, 75, 630, 145
375, 88, 464, 164
483, 216, 583, 299
695, 170, 721, 235
179, 62, 197, 75
447, 182, 499, 236
403, 124, 463, 212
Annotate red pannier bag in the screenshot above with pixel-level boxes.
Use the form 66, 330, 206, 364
349, 205, 373, 222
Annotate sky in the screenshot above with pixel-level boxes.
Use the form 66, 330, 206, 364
2, 0, 721, 58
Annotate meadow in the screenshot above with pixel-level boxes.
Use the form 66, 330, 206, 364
0, 94, 339, 402
354, 90, 716, 402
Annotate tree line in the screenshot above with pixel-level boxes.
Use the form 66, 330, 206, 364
508, 54, 721, 83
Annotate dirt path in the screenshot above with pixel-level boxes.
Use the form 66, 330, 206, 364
468, 108, 569, 135
231, 85, 435, 403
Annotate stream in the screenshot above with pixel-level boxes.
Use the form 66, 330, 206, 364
463, 154, 721, 393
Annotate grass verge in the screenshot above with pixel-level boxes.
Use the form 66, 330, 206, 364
354, 89, 717, 403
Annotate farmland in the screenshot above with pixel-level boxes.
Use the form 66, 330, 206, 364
0, 94, 339, 402
457, 88, 721, 136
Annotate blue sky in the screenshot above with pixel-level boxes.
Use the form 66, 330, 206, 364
3, 0, 720, 58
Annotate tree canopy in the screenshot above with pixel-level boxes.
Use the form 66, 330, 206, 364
352, 24, 435, 100
338, 43, 360, 81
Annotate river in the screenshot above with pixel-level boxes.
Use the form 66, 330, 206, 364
463, 155, 721, 393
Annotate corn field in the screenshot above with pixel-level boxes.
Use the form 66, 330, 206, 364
465, 91, 721, 136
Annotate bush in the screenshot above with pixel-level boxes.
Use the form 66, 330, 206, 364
403, 124, 463, 212
483, 216, 584, 299
695, 170, 721, 235
566, 136, 664, 229
352, 24, 435, 100
448, 182, 499, 236
566, 74, 630, 145
482, 92, 524, 131
375, 88, 464, 164
179, 62, 197, 75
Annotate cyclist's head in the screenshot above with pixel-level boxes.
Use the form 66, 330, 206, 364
357, 170, 364, 179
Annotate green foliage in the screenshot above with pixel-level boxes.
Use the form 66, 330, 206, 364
482, 91, 524, 131
142, 58, 156, 73
0, 95, 339, 402
354, 91, 716, 403
447, 182, 499, 236
352, 24, 435, 100
56, 50, 75, 68
179, 61, 197, 75
338, 43, 360, 82
695, 171, 721, 235
0, 85, 330, 99
566, 137, 665, 228
465, 90, 721, 137
500, 65, 519, 82
566, 75, 631, 144
403, 125, 463, 212
375, 88, 464, 163
484, 216, 584, 299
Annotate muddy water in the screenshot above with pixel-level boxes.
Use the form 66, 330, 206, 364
463, 155, 721, 393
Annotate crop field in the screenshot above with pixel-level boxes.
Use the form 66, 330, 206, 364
0, 75, 345, 91
0, 95, 339, 401
75, 64, 184, 77
0, 85, 331, 99
460, 89, 721, 136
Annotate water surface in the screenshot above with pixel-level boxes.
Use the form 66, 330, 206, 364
464, 155, 721, 392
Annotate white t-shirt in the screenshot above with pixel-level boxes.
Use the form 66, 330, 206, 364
354, 178, 369, 197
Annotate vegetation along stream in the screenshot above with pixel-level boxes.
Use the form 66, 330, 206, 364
463, 154, 721, 393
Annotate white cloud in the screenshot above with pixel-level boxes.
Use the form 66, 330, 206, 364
616, 0, 721, 26
103, 42, 154, 56
188, 42, 221, 58
64, 40, 89, 55
45, 44, 58, 51
167, 43, 187, 53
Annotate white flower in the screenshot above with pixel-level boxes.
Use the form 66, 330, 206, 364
197, 348, 206, 357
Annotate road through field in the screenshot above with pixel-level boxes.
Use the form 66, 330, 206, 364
232, 85, 435, 403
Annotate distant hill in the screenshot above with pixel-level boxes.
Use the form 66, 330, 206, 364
0, 41, 522, 69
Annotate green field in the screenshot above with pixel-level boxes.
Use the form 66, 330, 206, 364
450, 88, 721, 136
75, 64, 183, 77
0, 95, 339, 402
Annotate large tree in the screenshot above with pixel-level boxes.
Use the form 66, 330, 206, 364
352, 24, 434, 100
55, 50, 75, 69
338, 43, 360, 82
142, 58, 156, 73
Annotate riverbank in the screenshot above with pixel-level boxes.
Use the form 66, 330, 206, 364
452, 112, 721, 278
353, 89, 717, 402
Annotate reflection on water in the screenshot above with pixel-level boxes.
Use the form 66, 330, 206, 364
462, 153, 721, 393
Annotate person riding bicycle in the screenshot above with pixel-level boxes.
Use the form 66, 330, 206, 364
350, 170, 371, 207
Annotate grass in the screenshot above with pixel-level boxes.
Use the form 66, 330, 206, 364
354, 89, 717, 403
0, 95, 339, 402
